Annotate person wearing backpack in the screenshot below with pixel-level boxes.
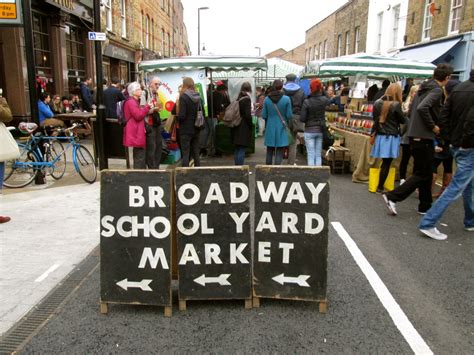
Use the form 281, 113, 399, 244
178, 77, 202, 167
104, 77, 125, 119
283, 73, 305, 165
231, 82, 253, 165
262, 79, 293, 165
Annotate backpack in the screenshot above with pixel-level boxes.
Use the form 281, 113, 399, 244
116, 98, 129, 126
222, 97, 246, 128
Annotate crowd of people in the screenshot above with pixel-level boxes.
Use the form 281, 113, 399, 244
2, 65, 472, 239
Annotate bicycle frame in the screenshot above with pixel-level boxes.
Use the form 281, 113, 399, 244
13, 134, 76, 171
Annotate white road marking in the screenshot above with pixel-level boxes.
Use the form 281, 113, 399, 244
331, 222, 433, 355
34, 263, 61, 283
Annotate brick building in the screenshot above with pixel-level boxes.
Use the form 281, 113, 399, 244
304, 0, 369, 65
0, 0, 189, 120
397, 0, 473, 80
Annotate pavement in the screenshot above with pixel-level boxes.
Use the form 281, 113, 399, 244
0, 135, 297, 336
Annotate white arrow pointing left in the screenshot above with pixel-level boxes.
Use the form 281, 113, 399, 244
272, 273, 310, 287
116, 278, 153, 291
194, 274, 231, 286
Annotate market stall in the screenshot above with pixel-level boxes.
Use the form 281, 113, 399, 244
303, 54, 435, 182
138, 56, 268, 158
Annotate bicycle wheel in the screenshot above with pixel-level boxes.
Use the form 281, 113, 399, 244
3, 143, 38, 188
46, 140, 67, 180
73, 145, 97, 183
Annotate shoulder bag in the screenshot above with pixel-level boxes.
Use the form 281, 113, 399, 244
0, 122, 20, 162
273, 103, 295, 146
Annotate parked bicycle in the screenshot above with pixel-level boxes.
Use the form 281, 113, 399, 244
3, 122, 97, 188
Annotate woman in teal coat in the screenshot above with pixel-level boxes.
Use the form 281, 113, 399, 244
262, 80, 293, 165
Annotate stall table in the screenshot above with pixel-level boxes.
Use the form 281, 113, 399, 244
330, 125, 402, 183
55, 112, 94, 137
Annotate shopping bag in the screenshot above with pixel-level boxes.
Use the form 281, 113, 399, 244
285, 127, 295, 145
0, 122, 20, 161
368, 167, 396, 192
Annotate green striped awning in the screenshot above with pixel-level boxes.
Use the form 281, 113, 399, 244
139, 56, 267, 72
306, 54, 436, 79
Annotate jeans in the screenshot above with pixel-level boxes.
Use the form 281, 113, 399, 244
181, 133, 200, 167
234, 145, 246, 165
266, 147, 284, 165
304, 132, 323, 166
145, 125, 162, 169
419, 147, 474, 229
385, 139, 434, 212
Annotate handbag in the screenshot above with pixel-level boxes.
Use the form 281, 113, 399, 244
273, 103, 295, 146
0, 122, 20, 162
0, 98, 13, 123
195, 102, 205, 128
322, 124, 334, 149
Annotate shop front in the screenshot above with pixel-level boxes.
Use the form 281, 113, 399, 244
0, 0, 94, 120
103, 43, 135, 85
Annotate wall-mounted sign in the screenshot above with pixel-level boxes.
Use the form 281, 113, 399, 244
45, 0, 93, 22
0, 0, 22, 26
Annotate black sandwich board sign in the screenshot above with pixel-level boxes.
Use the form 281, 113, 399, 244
100, 170, 173, 316
175, 167, 252, 309
253, 166, 329, 310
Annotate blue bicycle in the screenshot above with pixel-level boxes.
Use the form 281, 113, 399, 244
4, 122, 97, 188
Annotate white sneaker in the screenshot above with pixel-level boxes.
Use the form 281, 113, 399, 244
382, 194, 397, 216
400, 179, 406, 185
419, 227, 447, 241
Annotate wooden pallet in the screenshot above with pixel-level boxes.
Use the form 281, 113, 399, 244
178, 299, 253, 312
252, 297, 328, 314
100, 301, 173, 317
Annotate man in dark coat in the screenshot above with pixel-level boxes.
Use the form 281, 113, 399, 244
103, 77, 125, 119
80, 77, 94, 112
418, 69, 474, 240
283, 73, 305, 165
383, 64, 453, 223
372, 79, 390, 102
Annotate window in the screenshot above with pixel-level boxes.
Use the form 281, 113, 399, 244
161, 0, 165, 9
32, 12, 53, 93
141, 11, 145, 45
354, 26, 360, 53
376, 12, 383, 52
337, 34, 342, 57
449, 0, 462, 33
161, 28, 165, 54
345, 31, 350, 55
66, 24, 86, 94
314, 45, 318, 60
151, 19, 154, 50
120, 0, 126, 38
422, 0, 433, 40
105, 0, 112, 32
392, 5, 400, 48
323, 40, 328, 59
167, 33, 171, 57
145, 16, 150, 49
319, 42, 323, 59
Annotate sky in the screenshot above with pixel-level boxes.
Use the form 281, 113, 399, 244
181, 0, 349, 57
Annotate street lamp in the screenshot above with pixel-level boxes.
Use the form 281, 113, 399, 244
197, 7, 209, 55
255, 46, 261, 56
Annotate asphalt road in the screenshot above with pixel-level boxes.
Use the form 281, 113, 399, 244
20, 172, 473, 354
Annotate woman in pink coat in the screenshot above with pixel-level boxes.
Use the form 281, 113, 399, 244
123, 82, 152, 169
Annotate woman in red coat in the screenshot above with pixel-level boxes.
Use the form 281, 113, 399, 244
123, 82, 152, 169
